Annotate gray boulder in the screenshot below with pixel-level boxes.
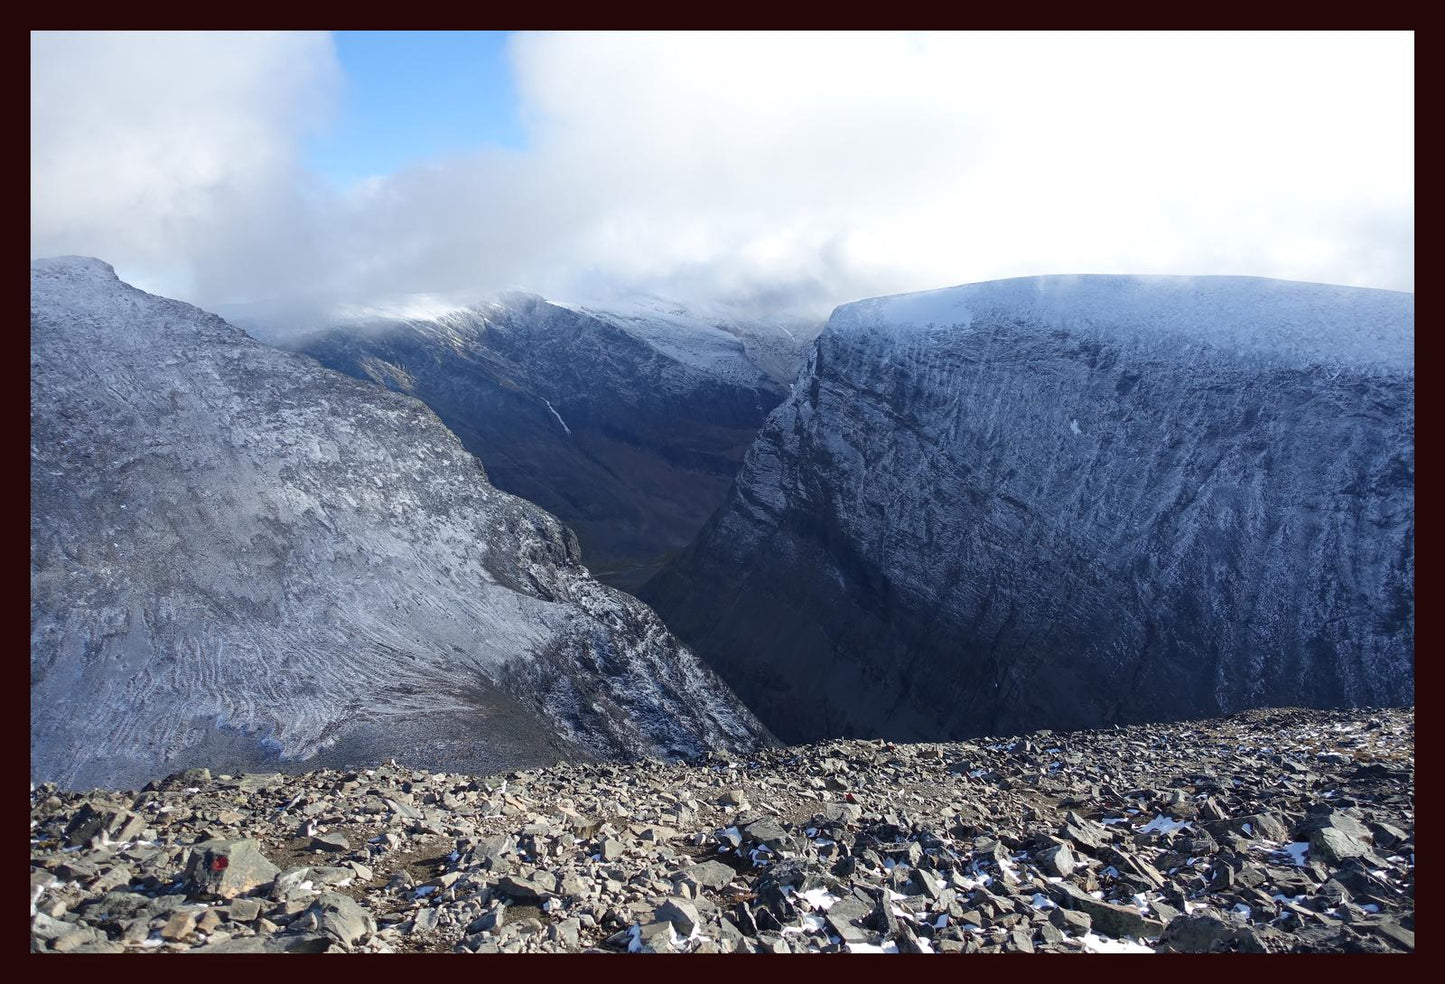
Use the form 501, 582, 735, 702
185, 839, 280, 899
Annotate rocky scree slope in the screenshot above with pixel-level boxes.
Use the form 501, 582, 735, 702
28, 706, 1413, 953
284, 293, 819, 592
645, 275, 1414, 743
30, 257, 771, 791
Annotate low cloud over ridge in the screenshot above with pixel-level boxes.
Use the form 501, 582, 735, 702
32, 32, 1414, 324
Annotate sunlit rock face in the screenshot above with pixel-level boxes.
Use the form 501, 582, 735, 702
30, 258, 772, 790
645, 275, 1414, 744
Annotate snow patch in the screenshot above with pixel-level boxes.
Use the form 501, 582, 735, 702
1282, 842, 1310, 867
800, 887, 839, 910
847, 941, 901, 953
1139, 815, 1191, 836
1079, 932, 1155, 953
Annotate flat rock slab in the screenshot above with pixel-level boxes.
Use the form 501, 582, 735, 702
684, 860, 737, 889
309, 892, 375, 945
1049, 881, 1166, 940
497, 874, 556, 902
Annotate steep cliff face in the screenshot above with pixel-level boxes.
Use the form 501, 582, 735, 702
30, 258, 772, 790
644, 275, 1414, 744
287, 295, 818, 592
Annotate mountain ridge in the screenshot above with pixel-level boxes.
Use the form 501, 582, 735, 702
30, 256, 773, 791
644, 274, 1414, 744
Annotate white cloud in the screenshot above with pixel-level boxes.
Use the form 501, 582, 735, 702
30, 31, 342, 300
31, 31, 1413, 324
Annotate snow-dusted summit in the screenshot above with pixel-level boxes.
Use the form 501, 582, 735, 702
30, 258, 772, 790
830, 275, 1411, 372
557, 291, 820, 389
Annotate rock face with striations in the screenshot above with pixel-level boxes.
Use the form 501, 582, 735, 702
278, 293, 819, 592
30, 257, 773, 790
644, 275, 1414, 744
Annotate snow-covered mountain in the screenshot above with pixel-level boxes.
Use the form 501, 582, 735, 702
556, 291, 820, 389
279, 293, 820, 591
644, 275, 1415, 744
30, 258, 773, 790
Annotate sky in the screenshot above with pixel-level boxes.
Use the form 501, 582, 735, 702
304, 32, 524, 189
31, 31, 1414, 325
